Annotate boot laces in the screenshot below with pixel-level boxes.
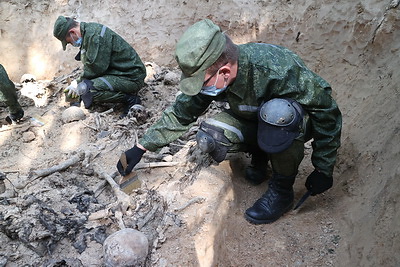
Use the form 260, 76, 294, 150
256, 186, 279, 210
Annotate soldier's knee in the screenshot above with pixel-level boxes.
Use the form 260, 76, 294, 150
257, 98, 304, 154
196, 121, 232, 162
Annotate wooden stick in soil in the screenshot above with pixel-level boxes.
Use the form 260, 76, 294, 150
31, 152, 84, 178
15, 153, 84, 189
134, 161, 182, 170
92, 164, 135, 213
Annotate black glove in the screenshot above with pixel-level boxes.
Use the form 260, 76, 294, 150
305, 169, 333, 196
117, 146, 145, 176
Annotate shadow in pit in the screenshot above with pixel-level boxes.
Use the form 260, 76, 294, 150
208, 154, 273, 266
207, 152, 335, 266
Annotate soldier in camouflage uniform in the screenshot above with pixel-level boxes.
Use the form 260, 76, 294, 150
53, 16, 146, 117
117, 19, 342, 224
0, 64, 24, 123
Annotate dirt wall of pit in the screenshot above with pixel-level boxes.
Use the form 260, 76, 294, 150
0, 0, 391, 81
1, 0, 399, 265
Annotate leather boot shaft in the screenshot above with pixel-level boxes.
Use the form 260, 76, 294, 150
120, 94, 141, 118
245, 149, 269, 185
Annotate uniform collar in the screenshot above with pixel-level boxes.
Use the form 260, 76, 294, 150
80, 22, 86, 35
227, 45, 249, 99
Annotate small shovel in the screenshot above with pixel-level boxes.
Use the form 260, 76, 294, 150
116, 153, 142, 194
293, 191, 311, 210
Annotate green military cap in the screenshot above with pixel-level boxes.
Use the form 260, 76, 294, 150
53, 16, 73, 51
175, 19, 226, 96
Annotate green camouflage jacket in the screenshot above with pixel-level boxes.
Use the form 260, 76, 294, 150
140, 43, 342, 176
0, 64, 21, 113
78, 22, 146, 83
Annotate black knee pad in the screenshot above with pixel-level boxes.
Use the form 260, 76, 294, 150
196, 121, 232, 162
257, 98, 304, 153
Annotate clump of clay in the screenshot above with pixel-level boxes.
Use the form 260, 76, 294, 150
22, 131, 36, 142
163, 71, 180, 85
144, 62, 162, 82
103, 228, 149, 267
61, 106, 86, 123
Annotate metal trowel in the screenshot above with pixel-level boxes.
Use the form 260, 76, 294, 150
293, 190, 311, 210
116, 153, 142, 193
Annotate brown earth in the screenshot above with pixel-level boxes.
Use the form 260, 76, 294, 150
0, 0, 399, 266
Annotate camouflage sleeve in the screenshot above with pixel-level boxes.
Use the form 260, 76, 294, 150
81, 28, 113, 80
302, 88, 341, 177
260, 46, 342, 177
139, 93, 213, 151
281, 75, 342, 177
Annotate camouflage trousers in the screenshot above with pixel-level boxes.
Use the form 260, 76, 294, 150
67, 75, 144, 104
0, 64, 22, 114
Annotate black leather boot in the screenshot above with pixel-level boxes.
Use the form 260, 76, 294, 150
5, 108, 24, 124
245, 150, 268, 185
245, 173, 295, 224
120, 94, 141, 118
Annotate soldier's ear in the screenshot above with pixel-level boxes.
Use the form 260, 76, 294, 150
219, 66, 231, 78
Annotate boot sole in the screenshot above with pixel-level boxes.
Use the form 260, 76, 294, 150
244, 202, 293, 225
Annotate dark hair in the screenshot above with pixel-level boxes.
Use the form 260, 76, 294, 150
66, 17, 79, 31
207, 34, 239, 74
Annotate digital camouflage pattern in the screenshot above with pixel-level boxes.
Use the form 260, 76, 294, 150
78, 22, 146, 102
0, 64, 22, 114
139, 43, 342, 177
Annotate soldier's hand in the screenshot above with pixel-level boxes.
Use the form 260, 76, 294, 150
64, 80, 79, 98
117, 145, 146, 176
305, 169, 333, 196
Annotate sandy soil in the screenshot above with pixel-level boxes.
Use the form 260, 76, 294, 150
0, 63, 341, 267
0, 0, 399, 266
